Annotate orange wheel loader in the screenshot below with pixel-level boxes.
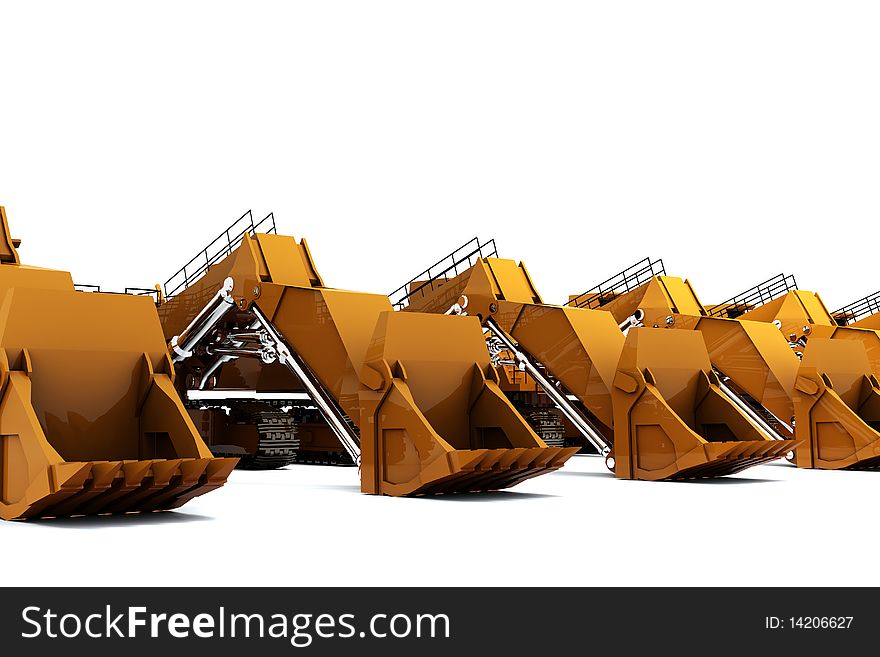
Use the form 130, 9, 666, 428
390, 240, 796, 481
156, 215, 576, 496
0, 207, 236, 520
574, 262, 880, 470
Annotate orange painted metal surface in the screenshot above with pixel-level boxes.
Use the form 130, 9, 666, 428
0, 207, 236, 520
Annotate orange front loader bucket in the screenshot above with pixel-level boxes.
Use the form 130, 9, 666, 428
157, 226, 575, 496
326, 309, 576, 495
793, 339, 880, 469
0, 207, 236, 520
609, 328, 793, 479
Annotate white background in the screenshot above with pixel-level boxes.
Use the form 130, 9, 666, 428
1, 2, 878, 587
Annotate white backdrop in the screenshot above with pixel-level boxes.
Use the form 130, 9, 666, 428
1, 2, 879, 588
2, 2, 877, 308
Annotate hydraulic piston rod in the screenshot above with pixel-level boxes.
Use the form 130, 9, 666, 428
484, 317, 610, 456
251, 304, 362, 465
714, 370, 792, 440
618, 309, 645, 334
170, 277, 236, 362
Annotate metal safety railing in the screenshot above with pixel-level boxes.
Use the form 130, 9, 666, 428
74, 284, 161, 304
163, 210, 277, 299
566, 257, 665, 309
389, 237, 497, 310
707, 273, 798, 319
833, 290, 880, 326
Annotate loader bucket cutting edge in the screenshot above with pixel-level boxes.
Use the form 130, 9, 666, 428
656, 440, 798, 481
410, 446, 577, 496
9, 457, 237, 520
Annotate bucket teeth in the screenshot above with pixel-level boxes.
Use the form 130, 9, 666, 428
138, 458, 212, 512
14, 457, 237, 520
205, 458, 239, 481
845, 455, 880, 470
661, 439, 800, 480
403, 446, 578, 496
43, 462, 125, 518
162, 458, 238, 510
18, 463, 96, 518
